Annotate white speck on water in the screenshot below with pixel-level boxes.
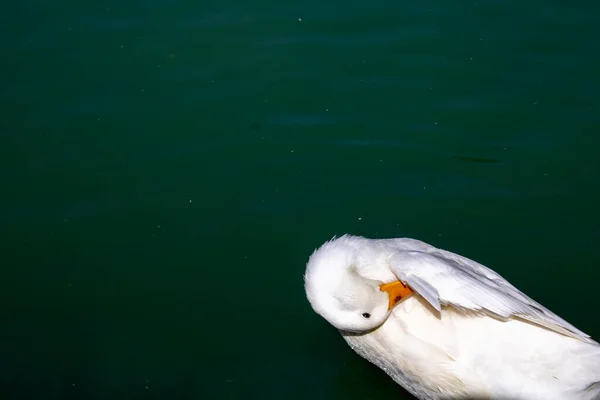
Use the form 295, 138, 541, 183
358, 217, 362, 221
120, 45, 123, 48
298, 18, 302, 21
325, 108, 329, 111
424, 187, 427, 190
290, 150, 294, 153
189, 199, 192, 203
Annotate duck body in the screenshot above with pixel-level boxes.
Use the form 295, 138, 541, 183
304, 235, 600, 400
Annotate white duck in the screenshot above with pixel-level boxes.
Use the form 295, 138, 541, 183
304, 234, 600, 400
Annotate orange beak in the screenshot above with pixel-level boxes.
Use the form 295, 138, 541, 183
379, 281, 414, 310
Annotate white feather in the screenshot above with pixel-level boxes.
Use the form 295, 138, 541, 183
387, 244, 593, 343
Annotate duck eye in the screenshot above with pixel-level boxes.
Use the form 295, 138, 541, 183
362, 313, 371, 318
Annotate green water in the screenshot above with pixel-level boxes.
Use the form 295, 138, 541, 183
2, 1, 599, 398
